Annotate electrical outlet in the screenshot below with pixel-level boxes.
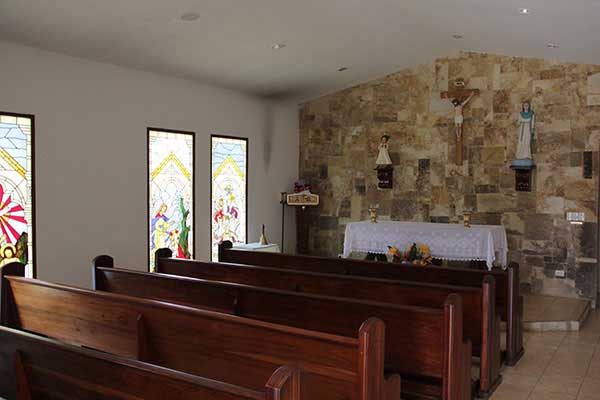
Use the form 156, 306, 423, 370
555, 270, 566, 278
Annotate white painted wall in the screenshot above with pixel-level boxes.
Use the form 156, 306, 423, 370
0, 40, 298, 288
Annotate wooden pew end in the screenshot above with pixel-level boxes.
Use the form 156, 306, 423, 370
444, 294, 472, 400
505, 263, 524, 366
1, 262, 26, 326
218, 241, 234, 262
265, 365, 302, 400
156, 247, 173, 261
478, 275, 502, 398
92, 255, 114, 269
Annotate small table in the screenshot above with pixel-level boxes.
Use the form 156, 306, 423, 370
233, 243, 281, 253
343, 221, 507, 270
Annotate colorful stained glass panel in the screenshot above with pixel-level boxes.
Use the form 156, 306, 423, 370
148, 129, 194, 271
0, 113, 34, 277
211, 136, 247, 261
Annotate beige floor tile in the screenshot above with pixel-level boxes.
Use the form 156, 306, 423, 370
532, 374, 583, 397
545, 354, 593, 378
490, 374, 537, 400
577, 376, 600, 400
544, 345, 594, 378
584, 349, 600, 381
524, 331, 567, 347
505, 345, 556, 377
490, 387, 532, 400
529, 392, 576, 400
556, 343, 597, 357
563, 331, 600, 347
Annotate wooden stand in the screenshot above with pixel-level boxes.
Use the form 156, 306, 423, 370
280, 192, 319, 254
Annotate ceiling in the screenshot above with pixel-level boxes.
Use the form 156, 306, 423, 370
1, 0, 599, 101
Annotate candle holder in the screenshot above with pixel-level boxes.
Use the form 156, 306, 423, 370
368, 207, 379, 223
463, 212, 472, 228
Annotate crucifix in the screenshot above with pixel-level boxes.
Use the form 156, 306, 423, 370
440, 88, 479, 164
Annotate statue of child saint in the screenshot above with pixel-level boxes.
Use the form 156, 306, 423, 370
376, 134, 392, 166
515, 101, 535, 160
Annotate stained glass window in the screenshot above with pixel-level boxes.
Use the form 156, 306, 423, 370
148, 128, 194, 271
0, 113, 34, 277
211, 136, 247, 261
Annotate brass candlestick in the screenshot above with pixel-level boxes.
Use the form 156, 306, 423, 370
463, 212, 472, 228
368, 207, 379, 223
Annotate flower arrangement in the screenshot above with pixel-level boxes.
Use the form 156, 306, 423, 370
387, 243, 433, 266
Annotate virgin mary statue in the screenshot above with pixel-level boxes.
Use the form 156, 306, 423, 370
515, 101, 535, 160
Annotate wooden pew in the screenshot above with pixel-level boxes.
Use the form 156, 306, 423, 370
146, 253, 501, 398
214, 241, 524, 366
93, 258, 470, 400
0, 267, 398, 400
0, 325, 301, 400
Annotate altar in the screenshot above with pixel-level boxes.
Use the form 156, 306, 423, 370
343, 221, 507, 270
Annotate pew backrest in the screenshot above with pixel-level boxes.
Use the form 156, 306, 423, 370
151, 257, 486, 352
213, 242, 523, 365
93, 263, 469, 400
0, 325, 300, 400
0, 275, 388, 400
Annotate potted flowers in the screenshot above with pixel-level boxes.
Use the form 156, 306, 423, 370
387, 243, 433, 266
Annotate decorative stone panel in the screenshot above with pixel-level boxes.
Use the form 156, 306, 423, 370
299, 52, 600, 300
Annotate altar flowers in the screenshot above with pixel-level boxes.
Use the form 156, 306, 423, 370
387, 243, 433, 266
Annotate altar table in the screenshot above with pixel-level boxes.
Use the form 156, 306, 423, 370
233, 242, 281, 253
343, 221, 507, 270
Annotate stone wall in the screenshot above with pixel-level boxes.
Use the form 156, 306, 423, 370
299, 52, 600, 300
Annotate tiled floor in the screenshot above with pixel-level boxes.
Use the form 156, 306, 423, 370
491, 308, 600, 399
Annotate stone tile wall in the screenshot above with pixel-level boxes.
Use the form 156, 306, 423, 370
299, 52, 600, 300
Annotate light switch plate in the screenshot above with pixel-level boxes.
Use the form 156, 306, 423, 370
566, 212, 585, 224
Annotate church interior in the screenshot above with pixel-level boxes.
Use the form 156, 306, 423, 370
1, 1, 600, 399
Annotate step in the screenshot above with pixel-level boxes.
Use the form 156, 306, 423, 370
522, 294, 592, 332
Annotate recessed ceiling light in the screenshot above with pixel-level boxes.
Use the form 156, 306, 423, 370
338, 67, 348, 72
519, 8, 530, 15
180, 12, 200, 22
452, 34, 463, 40
272, 43, 286, 50
547, 42, 560, 48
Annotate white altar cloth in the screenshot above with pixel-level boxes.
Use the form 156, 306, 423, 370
343, 221, 508, 270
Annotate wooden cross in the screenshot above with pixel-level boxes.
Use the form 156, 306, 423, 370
440, 88, 479, 165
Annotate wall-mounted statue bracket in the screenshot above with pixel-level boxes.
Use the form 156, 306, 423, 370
376, 165, 393, 189
510, 160, 535, 192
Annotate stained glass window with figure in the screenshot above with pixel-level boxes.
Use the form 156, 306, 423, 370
0, 112, 34, 277
148, 128, 194, 271
211, 136, 247, 261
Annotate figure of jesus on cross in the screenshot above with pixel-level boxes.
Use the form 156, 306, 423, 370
441, 87, 479, 164
451, 93, 474, 140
